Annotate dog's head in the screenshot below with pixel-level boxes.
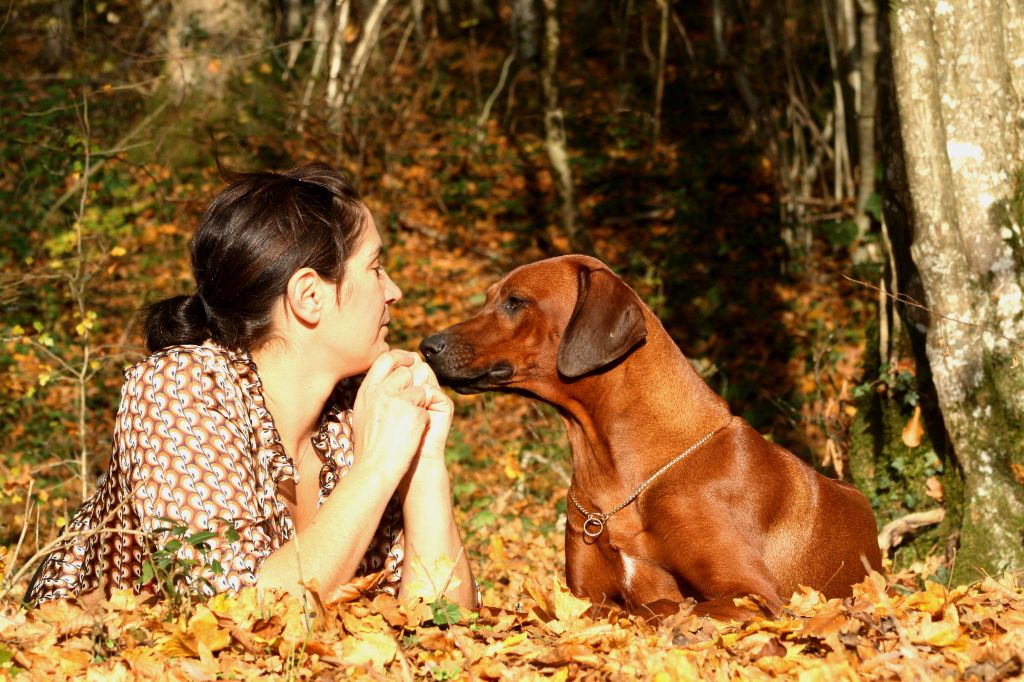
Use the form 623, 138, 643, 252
419, 255, 648, 394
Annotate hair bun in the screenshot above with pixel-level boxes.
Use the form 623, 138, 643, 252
143, 294, 210, 352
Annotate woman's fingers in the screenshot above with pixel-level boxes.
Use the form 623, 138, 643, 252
422, 384, 452, 412
398, 385, 429, 408
409, 362, 433, 388
363, 350, 409, 388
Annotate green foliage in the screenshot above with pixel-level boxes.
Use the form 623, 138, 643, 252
852, 364, 919, 409
820, 219, 859, 249
137, 517, 241, 619
0, 644, 25, 677
429, 596, 463, 627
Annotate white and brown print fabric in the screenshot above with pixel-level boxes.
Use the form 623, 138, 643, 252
26, 343, 403, 603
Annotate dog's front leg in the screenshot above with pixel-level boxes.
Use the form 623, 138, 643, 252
564, 531, 625, 609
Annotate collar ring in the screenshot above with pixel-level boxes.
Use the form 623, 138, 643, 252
583, 514, 606, 538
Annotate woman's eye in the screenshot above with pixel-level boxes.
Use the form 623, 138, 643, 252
373, 265, 385, 277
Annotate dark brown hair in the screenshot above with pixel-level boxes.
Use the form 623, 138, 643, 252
144, 163, 366, 352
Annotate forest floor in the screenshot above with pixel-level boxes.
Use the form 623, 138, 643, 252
2, 18, 1023, 680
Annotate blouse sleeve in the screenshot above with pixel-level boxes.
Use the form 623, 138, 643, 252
123, 348, 279, 594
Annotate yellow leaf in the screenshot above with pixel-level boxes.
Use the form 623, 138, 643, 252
58, 648, 92, 676
403, 554, 461, 600
339, 632, 397, 667
121, 647, 172, 678
504, 459, 522, 480
483, 631, 528, 658
341, 610, 388, 635
552, 577, 591, 622
259, 62, 273, 74
11, 325, 24, 335
904, 580, 946, 615
488, 535, 506, 563
87, 662, 131, 681
106, 588, 137, 611
912, 604, 965, 649
109, 246, 127, 257
159, 606, 231, 657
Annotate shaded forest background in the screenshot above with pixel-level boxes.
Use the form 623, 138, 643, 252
0, 0, 1023, 677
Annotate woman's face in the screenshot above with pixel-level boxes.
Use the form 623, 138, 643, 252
322, 210, 402, 378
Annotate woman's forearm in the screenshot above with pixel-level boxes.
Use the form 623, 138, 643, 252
398, 463, 478, 608
256, 464, 397, 599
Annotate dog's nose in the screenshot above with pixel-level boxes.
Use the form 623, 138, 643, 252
419, 333, 448, 358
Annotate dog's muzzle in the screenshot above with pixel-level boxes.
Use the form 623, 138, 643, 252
419, 331, 514, 394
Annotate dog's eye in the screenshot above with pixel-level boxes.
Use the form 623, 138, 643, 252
503, 295, 527, 313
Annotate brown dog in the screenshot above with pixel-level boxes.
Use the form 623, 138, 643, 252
420, 255, 881, 620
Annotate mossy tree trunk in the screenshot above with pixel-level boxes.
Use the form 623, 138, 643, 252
165, 0, 269, 102
883, 0, 1024, 584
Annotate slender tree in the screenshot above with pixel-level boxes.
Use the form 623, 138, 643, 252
540, 0, 592, 253
885, 0, 1024, 582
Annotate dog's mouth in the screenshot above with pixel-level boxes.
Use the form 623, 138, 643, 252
430, 362, 516, 394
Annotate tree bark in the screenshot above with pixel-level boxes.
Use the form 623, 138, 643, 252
335, 0, 391, 116
164, 0, 266, 101
297, 0, 333, 132
887, 0, 1024, 583
854, 0, 879, 243
327, 0, 352, 114
540, 0, 592, 254
652, 0, 670, 144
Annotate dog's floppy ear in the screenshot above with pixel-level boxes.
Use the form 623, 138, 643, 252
557, 267, 648, 378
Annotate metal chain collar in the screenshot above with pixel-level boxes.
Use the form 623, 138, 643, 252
568, 423, 729, 539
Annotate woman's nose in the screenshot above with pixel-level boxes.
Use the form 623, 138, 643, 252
385, 272, 402, 303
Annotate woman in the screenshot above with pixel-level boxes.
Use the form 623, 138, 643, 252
27, 164, 477, 608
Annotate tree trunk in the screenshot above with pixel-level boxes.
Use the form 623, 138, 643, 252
852, 0, 880, 255
165, 0, 267, 101
540, 0, 592, 254
327, 0, 353, 114
297, 0, 333, 132
511, 0, 539, 62
886, 0, 1024, 584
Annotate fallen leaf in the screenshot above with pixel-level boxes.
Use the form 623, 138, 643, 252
338, 632, 398, 667
902, 405, 924, 448
158, 607, 231, 658
552, 578, 591, 622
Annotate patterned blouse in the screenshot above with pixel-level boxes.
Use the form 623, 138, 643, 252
26, 342, 403, 603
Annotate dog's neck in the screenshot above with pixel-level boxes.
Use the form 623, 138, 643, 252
545, 309, 732, 509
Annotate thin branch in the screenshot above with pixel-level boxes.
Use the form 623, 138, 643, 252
878, 508, 945, 554
652, 0, 670, 143
842, 274, 1024, 351
1, 483, 144, 598
40, 98, 170, 225
476, 51, 516, 142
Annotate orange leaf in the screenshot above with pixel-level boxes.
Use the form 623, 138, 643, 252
902, 405, 924, 448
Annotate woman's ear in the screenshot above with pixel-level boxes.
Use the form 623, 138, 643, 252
285, 268, 323, 325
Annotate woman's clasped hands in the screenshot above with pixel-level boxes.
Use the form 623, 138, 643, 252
351, 349, 454, 487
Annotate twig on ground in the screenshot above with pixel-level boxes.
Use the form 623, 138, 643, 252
877, 508, 946, 554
